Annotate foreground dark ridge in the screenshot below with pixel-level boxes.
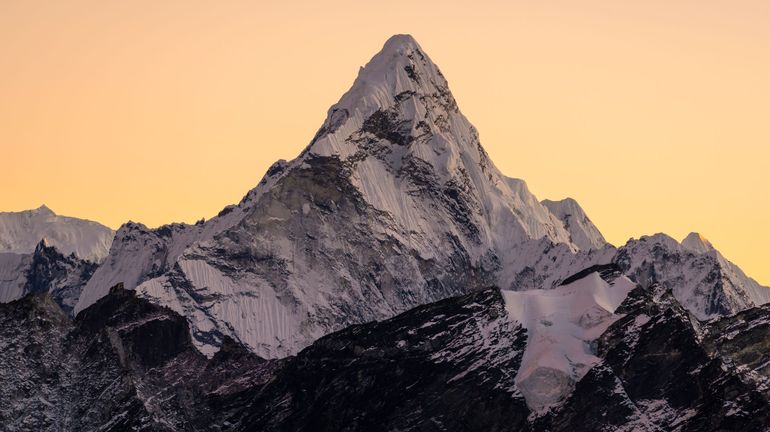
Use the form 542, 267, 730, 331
2, 274, 769, 431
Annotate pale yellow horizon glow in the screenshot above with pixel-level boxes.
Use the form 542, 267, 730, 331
1, 1, 769, 283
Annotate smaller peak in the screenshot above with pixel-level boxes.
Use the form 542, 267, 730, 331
32, 237, 63, 254
33, 204, 55, 215
681, 232, 714, 254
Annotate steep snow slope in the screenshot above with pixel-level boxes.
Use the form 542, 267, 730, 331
0, 205, 114, 262
76, 34, 588, 357
542, 197, 608, 250
615, 233, 770, 319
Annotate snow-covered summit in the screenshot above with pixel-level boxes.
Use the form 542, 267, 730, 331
305, 33, 578, 255
681, 232, 715, 254
0, 206, 114, 263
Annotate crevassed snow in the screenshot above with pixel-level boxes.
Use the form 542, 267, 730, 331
501, 271, 636, 413
0, 205, 114, 262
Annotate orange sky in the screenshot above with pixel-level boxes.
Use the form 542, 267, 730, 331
1, 1, 769, 284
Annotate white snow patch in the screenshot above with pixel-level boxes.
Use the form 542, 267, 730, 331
501, 272, 636, 413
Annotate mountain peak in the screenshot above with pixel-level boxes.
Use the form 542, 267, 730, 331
681, 232, 715, 254
357, 34, 430, 81
380, 34, 420, 55
33, 204, 55, 216
307, 34, 455, 159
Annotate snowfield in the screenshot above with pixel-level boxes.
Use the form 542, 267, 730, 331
502, 271, 636, 412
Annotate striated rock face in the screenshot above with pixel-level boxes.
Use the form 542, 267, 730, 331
2, 33, 770, 431
3, 268, 770, 432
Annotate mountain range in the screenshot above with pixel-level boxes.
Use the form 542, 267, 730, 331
1, 34, 769, 431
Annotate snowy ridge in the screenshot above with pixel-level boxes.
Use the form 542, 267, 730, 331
615, 233, 770, 319
502, 270, 636, 413
0, 205, 114, 263
542, 197, 608, 251
138, 259, 301, 357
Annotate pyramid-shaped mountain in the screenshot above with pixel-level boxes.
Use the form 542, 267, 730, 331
75, 35, 605, 357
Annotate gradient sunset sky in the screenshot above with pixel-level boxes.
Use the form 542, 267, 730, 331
2, 1, 769, 283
